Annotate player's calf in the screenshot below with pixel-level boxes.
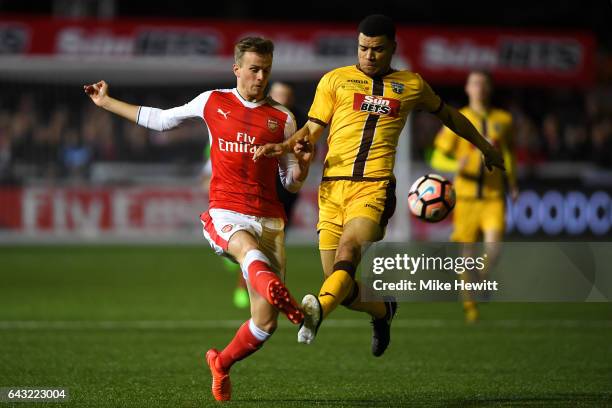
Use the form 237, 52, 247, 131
342, 281, 387, 319
371, 299, 397, 357
205, 319, 271, 401
317, 261, 356, 317
242, 249, 303, 324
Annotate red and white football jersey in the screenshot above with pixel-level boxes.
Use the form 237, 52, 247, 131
137, 88, 298, 219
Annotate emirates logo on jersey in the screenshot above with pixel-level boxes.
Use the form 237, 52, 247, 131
218, 131, 258, 154
353, 94, 401, 117
267, 119, 279, 132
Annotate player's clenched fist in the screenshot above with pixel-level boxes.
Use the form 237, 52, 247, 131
83, 80, 109, 107
82, 80, 139, 122
482, 144, 505, 172
294, 136, 314, 167
253, 142, 288, 161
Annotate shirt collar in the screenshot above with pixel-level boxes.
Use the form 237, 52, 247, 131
232, 88, 268, 108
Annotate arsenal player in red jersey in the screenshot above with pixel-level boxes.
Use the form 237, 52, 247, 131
84, 37, 312, 402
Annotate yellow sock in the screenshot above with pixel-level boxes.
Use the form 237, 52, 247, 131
343, 281, 386, 319
318, 270, 353, 318
463, 300, 479, 324
463, 300, 477, 311
461, 265, 479, 323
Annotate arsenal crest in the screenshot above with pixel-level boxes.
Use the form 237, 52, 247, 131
267, 119, 279, 132
391, 81, 404, 94
221, 224, 233, 233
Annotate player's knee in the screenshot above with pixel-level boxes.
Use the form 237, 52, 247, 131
237, 244, 259, 262
485, 249, 501, 266
228, 231, 259, 262
484, 235, 502, 260
335, 240, 361, 264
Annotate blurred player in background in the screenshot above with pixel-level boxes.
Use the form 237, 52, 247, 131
255, 15, 505, 356
431, 70, 518, 323
201, 144, 250, 309
269, 81, 308, 224
85, 36, 313, 401
269, 82, 308, 127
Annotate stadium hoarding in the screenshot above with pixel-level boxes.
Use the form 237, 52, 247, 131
0, 182, 610, 243
0, 186, 317, 243
409, 161, 612, 241
0, 16, 595, 86
400, 26, 595, 87
410, 187, 612, 241
0, 186, 208, 242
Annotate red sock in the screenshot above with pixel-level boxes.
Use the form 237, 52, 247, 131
246, 259, 279, 300
217, 320, 268, 372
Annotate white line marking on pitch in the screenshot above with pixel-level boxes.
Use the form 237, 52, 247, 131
0, 319, 609, 330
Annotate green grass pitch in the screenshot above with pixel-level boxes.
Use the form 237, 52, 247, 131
0, 245, 610, 407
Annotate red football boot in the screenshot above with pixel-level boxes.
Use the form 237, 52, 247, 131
205, 349, 231, 401
267, 279, 304, 325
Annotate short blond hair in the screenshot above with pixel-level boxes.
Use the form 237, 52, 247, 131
234, 37, 274, 65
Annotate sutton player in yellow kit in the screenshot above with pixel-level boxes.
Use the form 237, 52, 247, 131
254, 15, 505, 356
431, 70, 518, 323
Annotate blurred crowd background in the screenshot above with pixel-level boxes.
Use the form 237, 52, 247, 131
412, 85, 612, 167
1, 78, 611, 185
0, 86, 208, 184
0, 1, 611, 186
0, 1, 611, 241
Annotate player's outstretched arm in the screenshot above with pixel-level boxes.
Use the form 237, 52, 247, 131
253, 120, 324, 161
85, 81, 206, 132
433, 104, 505, 171
83, 80, 139, 123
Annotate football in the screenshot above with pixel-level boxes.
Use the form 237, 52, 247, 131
408, 174, 456, 223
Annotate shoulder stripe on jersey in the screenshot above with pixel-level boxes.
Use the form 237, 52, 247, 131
430, 99, 445, 114
352, 77, 384, 178
309, 117, 328, 127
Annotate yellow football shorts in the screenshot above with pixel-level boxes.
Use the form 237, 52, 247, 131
317, 178, 396, 250
451, 198, 505, 242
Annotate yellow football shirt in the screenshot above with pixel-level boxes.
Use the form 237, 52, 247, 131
308, 65, 442, 179
434, 107, 515, 199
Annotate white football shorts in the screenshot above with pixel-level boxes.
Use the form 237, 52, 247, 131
200, 208, 286, 279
